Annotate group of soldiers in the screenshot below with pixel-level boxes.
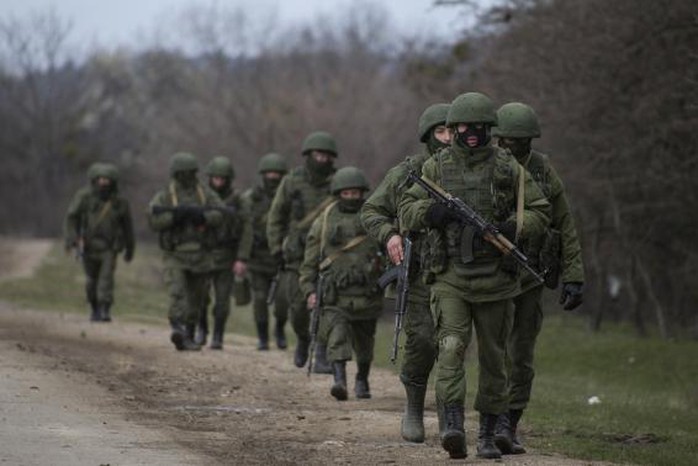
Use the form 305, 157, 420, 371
63, 90, 584, 460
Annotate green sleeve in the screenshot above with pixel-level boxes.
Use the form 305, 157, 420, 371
119, 200, 136, 256
548, 165, 585, 283
63, 188, 87, 247
237, 190, 254, 262
397, 159, 436, 232
266, 175, 291, 255
516, 161, 552, 241
361, 164, 403, 247
147, 191, 173, 232
299, 216, 322, 298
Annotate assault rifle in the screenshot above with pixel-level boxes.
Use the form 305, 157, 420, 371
377, 236, 413, 364
151, 204, 237, 217
307, 272, 325, 377
266, 266, 281, 305
407, 171, 544, 284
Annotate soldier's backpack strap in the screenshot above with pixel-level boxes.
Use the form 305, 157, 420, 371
515, 162, 525, 242
319, 235, 368, 271
91, 201, 113, 232
297, 196, 335, 231
169, 181, 206, 206
319, 200, 339, 257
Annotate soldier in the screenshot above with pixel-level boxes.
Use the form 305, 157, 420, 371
64, 162, 135, 322
237, 153, 290, 350
267, 131, 337, 372
300, 167, 383, 401
148, 152, 224, 351
492, 102, 584, 454
194, 156, 243, 350
360, 103, 451, 442
398, 92, 550, 459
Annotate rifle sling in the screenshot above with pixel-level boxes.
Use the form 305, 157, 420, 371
515, 162, 525, 242
319, 235, 368, 271
296, 196, 335, 231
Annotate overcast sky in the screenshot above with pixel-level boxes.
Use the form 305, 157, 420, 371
0, 0, 475, 49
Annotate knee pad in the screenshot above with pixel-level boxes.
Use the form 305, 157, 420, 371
438, 334, 466, 369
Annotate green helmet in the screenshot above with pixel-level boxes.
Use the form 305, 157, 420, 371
330, 166, 369, 194
258, 152, 288, 174
301, 131, 338, 156
418, 103, 450, 142
205, 156, 235, 179
492, 102, 541, 138
86, 162, 106, 181
169, 152, 198, 176
446, 92, 497, 126
102, 163, 120, 182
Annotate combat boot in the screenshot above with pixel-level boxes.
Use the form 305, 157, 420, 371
354, 361, 371, 399
195, 309, 208, 346
171, 321, 202, 352
312, 344, 333, 374
256, 321, 269, 351
89, 300, 100, 322
100, 303, 112, 322
477, 413, 502, 459
401, 380, 427, 443
330, 361, 348, 401
294, 338, 310, 368
274, 319, 287, 349
440, 404, 467, 458
210, 316, 226, 350
508, 409, 526, 454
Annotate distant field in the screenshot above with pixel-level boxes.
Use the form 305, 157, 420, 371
1, 240, 696, 466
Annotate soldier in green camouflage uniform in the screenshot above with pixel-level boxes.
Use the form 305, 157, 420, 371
267, 131, 337, 371
360, 103, 451, 442
492, 102, 585, 455
64, 162, 135, 322
238, 153, 289, 350
148, 152, 224, 351
399, 92, 551, 459
194, 156, 243, 350
300, 167, 384, 400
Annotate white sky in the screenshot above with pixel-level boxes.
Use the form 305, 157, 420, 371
0, 0, 476, 49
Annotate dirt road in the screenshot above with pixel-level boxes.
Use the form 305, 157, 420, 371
0, 238, 610, 465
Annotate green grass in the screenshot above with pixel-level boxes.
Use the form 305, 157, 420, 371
2, 241, 697, 465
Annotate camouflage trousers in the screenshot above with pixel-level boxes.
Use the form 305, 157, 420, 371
507, 285, 544, 411
250, 270, 288, 324
283, 269, 328, 343
400, 296, 437, 386
322, 306, 377, 364
203, 268, 234, 321
431, 281, 513, 414
83, 250, 117, 305
164, 267, 209, 326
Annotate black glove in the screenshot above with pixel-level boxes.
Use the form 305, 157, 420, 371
496, 220, 517, 242
124, 249, 134, 263
560, 282, 584, 311
425, 203, 458, 228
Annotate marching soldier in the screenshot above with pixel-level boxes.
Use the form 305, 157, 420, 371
64, 162, 135, 322
148, 152, 224, 351
267, 131, 337, 372
238, 153, 290, 350
360, 103, 451, 441
300, 167, 384, 400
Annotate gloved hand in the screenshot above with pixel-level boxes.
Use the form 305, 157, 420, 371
560, 282, 584, 310
124, 249, 134, 263
496, 220, 517, 242
425, 203, 458, 228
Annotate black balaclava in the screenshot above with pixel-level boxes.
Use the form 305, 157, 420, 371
426, 130, 450, 155
455, 124, 491, 150
93, 180, 114, 200
175, 170, 198, 190
338, 197, 365, 213
498, 138, 532, 161
209, 176, 232, 197
306, 154, 335, 178
262, 175, 282, 194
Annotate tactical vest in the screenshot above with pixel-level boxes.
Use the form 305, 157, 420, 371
282, 166, 333, 264
245, 185, 276, 268
207, 190, 242, 251
521, 149, 554, 274
431, 147, 517, 277
158, 182, 208, 252
80, 193, 126, 252
319, 204, 383, 310
524, 150, 552, 198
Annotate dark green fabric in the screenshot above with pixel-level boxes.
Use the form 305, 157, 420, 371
164, 267, 209, 326
82, 250, 117, 305
323, 307, 377, 364
239, 184, 277, 273
203, 268, 234, 321
250, 270, 288, 323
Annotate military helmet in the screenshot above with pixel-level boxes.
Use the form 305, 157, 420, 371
418, 103, 450, 142
492, 102, 541, 138
86, 162, 106, 181
169, 152, 198, 176
446, 92, 497, 126
330, 166, 369, 194
102, 163, 120, 182
205, 156, 235, 179
89, 162, 118, 181
301, 131, 338, 156
258, 152, 288, 174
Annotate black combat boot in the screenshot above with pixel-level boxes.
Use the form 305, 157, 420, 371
274, 319, 287, 349
440, 404, 467, 459
354, 361, 371, 399
89, 300, 100, 322
477, 413, 502, 459
256, 320, 269, 351
312, 344, 333, 374
171, 321, 202, 351
195, 309, 208, 346
401, 380, 427, 443
330, 361, 348, 401
210, 316, 226, 350
508, 409, 526, 454
100, 303, 112, 322
294, 338, 310, 368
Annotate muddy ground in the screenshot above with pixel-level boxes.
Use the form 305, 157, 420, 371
0, 239, 611, 465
